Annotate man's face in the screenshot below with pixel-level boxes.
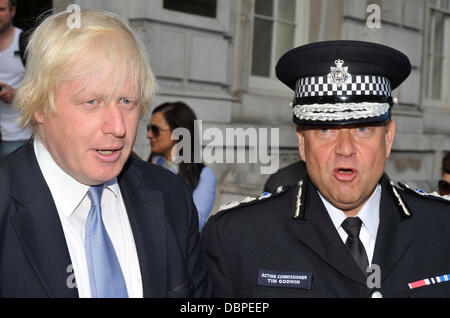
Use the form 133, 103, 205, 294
0, 0, 15, 34
34, 73, 142, 186
297, 121, 395, 216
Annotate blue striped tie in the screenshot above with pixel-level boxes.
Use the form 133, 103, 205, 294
85, 185, 128, 298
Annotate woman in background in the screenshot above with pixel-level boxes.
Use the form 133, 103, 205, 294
147, 101, 216, 230
439, 152, 450, 196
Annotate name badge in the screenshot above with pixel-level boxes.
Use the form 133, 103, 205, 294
257, 269, 312, 289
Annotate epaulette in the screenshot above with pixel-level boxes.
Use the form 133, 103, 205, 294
217, 184, 291, 214
394, 181, 450, 205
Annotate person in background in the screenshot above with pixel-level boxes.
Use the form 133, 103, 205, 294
439, 152, 450, 196
0, 0, 31, 158
147, 101, 216, 231
263, 160, 307, 194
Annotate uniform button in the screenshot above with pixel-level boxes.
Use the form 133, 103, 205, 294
371, 291, 382, 298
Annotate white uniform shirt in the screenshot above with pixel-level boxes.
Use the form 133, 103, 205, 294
0, 27, 31, 140
318, 184, 381, 265
34, 137, 143, 297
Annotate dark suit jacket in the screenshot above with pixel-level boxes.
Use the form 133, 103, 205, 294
263, 160, 307, 193
0, 141, 212, 297
202, 175, 450, 297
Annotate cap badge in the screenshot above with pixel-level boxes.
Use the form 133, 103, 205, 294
328, 59, 351, 87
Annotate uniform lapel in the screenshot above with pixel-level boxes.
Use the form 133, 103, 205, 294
288, 177, 367, 285
119, 161, 168, 297
372, 176, 415, 282
10, 142, 78, 297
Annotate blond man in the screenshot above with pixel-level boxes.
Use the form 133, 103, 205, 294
0, 9, 211, 298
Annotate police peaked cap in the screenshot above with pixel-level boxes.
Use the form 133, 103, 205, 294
276, 40, 411, 126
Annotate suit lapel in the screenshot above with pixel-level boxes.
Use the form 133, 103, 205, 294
119, 161, 168, 297
10, 142, 78, 297
372, 176, 415, 282
288, 177, 366, 285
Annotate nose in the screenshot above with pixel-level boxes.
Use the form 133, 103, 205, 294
335, 129, 356, 157
102, 102, 126, 137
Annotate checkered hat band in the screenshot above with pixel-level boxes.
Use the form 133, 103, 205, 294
295, 75, 391, 98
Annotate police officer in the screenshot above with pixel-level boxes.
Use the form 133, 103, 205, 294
201, 41, 450, 298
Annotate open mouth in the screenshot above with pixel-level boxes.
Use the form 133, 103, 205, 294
97, 150, 114, 155
94, 147, 123, 162
334, 167, 358, 182
337, 168, 354, 174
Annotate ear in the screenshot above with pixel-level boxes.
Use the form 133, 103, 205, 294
296, 126, 307, 162
384, 120, 396, 158
33, 109, 44, 124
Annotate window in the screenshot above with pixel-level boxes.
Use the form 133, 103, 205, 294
251, 0, 297, 77
163, 0, 217, 18
425, 0, 450, 102
249, 0, 309, 90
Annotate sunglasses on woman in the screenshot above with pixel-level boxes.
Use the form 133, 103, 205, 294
438, 179, 450, 196
147, 124, 171, 137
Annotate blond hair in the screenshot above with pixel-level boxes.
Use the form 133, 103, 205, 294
14, 9, 156, 135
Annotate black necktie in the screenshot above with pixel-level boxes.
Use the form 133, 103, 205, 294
341, 217, 369, 274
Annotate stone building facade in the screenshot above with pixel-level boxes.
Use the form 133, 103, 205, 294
56, 0, 450, 213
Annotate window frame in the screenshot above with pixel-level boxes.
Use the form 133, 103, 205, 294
128, 0, 230, 34
422, 0, 450, 108
162, 0, 218, 19
249, 0, 310, 93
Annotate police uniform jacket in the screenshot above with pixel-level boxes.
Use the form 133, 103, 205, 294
201, 174, 450, 298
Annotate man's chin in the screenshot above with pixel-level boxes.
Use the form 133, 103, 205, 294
81, 161, 128, 185
0, 22, 12, 34
82, 174, 120, 186
327, 194, 366, 213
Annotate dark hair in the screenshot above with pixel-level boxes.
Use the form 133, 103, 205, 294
443, 152, 450, 174
9, 0, 17, 9
148, 101, 205, 191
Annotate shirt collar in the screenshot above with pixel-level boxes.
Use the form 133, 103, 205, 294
34, 137, 119, 217
356, 184, 381, 238
152, 155, 179, 174
318, 184, 381, 238
105, 178, 120, 199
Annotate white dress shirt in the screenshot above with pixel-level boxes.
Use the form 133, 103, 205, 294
34, 137, 143, 297
318, 185, 381, 265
